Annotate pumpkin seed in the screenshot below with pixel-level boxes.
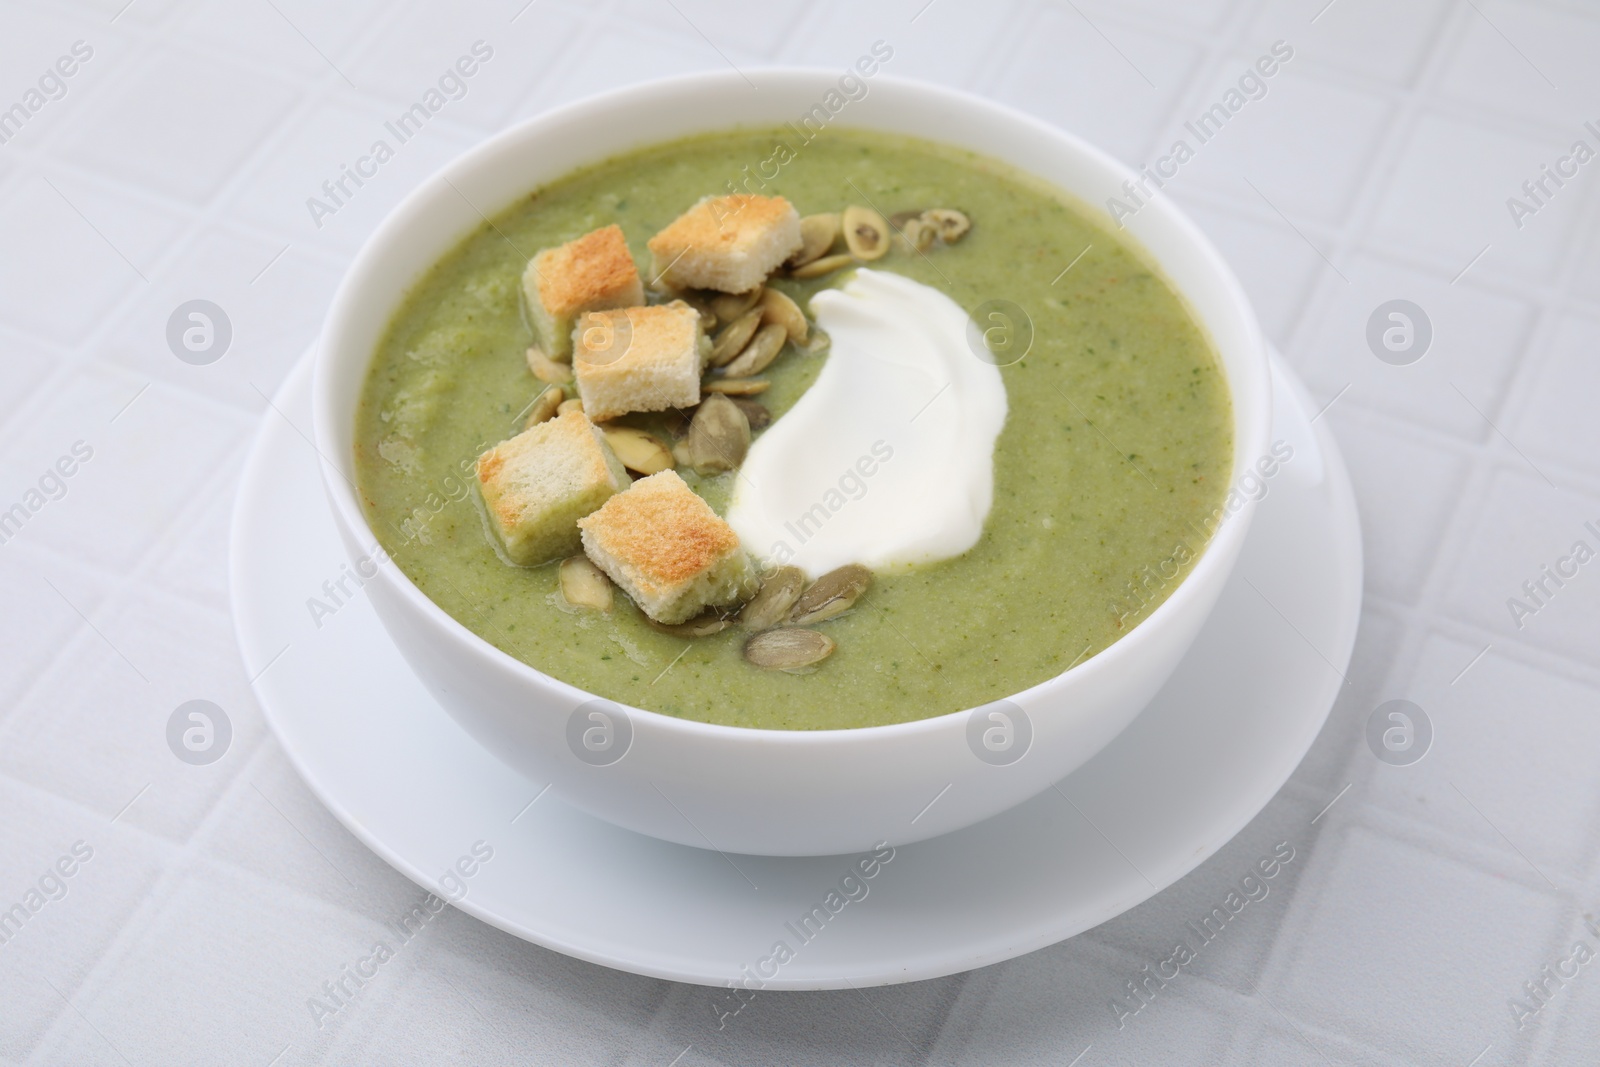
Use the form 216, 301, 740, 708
758, 287, 808, 344
559, 555, 612, 612
674, 290, 718, 330
602, 426, 674, 475
704, 377, 769, 396
710, 287, 762, 321
790, 564, 872, 625
523, 384, 565, 429
889, 209, 925, 229
557, 397, 584, 416
922, 208, 971, 242
899, 216, 936, 254
683, 393, 750, 474
741, 566, 806, 631
710, 308, 763, 367
729, 397, 770, 430
526, 344, 573, 383
659, 406, 695, 438
789, 252, 855, 280
788, 213, 840, 268
720, 322, 786, 378
648, 610, 730, 638
803, 328, 831, 356
843, 205, 890, 260
744, 628, 836, 670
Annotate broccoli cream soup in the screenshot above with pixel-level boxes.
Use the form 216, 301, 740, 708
354, 128, 1233, 730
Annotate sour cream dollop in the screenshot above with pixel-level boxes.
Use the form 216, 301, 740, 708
726, 269, 1008, 575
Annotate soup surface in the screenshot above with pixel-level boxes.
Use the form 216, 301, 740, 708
354, 127, 1233, 730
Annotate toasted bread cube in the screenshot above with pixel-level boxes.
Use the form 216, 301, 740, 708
522, 224, 644, 359
572, 302, 703, 422
475, 411, 630, 566
646, 195, 803, 293
579, 470, 756, 624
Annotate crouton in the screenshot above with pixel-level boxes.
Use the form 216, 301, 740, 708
646, 195, 803, 294
523, 224, 644, 359
572, 301, 703, 422
579, 470, 757, 624
475, 410, 630, 566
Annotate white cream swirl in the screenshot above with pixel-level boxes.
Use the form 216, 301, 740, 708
726, 269, 1008, 575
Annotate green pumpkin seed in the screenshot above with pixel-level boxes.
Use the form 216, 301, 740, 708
790, 564, 872, 625
744, 627, 836, 670
843, 205, 889, 260
789, 252, 855, 280
741, 566, 807, 631
758, 287, 809, 344
729, 397, 770, 430
704, 377, 769, 396
788, 214, 840, 268
526, 345, 573, 383
559, 555, 612, 612
648, 610, 731, 638
522, 384, 565, 430
710, 287, 763, 321
710, 308, 763, 367
720, 322, 786, 378
922, 208, 971, 242
602, 426, 674, 475
899, 216, 936, 254
683, 393, 750, 474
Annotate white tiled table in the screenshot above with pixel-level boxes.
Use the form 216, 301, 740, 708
2, 0, 1598, 1063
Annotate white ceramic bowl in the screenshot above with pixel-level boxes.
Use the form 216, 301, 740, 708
313, 69, 1270, 857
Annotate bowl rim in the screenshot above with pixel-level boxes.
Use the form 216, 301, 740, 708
312, 66, 1271, 747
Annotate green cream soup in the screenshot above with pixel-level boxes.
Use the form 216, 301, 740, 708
354, 128, 1233, 730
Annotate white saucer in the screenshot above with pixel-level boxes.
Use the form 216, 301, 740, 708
230, 350, 1360, 989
